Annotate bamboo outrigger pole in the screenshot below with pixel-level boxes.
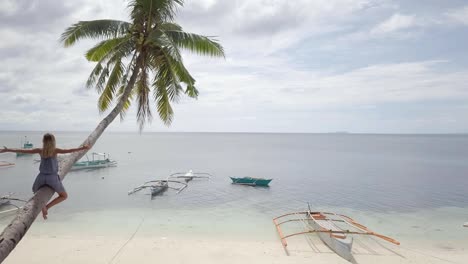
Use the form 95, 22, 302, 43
272, 211, 400, 254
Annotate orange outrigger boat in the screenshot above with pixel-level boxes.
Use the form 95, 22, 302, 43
273, 207, 400, 262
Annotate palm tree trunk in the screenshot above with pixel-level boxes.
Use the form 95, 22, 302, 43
0, 56, 143, 263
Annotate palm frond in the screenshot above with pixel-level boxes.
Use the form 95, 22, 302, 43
86, 62, 104, 89
129, 0, 184, 23
164, 30, 225, 57
85, 37, 132, 62
159, 22, 182, 31
61, 20, 131, 47
153, 80, 174, 125
97, 59, 124, 112
118, 86, 136, 121
136, 67, 152, 130
95, 67, 110, 93
185, 83, 199, 98
154, 48, 185, 101
165, 48, 195, 84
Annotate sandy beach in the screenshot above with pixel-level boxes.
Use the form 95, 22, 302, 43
4, 233, 467, 264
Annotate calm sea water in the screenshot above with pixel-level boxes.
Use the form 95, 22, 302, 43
1, 132, 467, 241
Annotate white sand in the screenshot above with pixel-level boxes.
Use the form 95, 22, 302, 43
4, 233, 467, 264
2, 207, 468, 264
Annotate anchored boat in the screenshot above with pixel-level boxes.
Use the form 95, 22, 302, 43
169, 170, 212, 182
71, 152, 117, 171
128, 179, 188, 197
273, 206, 400, 262
230, 177, 272, 186
0, 194, 26, 216
16, 137, 34, 157
0, 161, 15, 168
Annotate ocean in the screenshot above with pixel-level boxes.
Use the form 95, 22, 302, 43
1, 132, 467, 244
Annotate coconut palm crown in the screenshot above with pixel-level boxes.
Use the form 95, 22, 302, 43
60, 0, 224, 129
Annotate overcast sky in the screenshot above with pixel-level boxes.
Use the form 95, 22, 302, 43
1, 0, 467, 133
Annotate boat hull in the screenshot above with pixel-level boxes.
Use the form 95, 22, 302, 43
309, 214, 353, 262
71, 160, 117, 171
230, 177, 272, 186
0, 161, 15, 168
0, 200, 20, 217
150, 185, 168, 196
0, 206, 20, 217
16, 142, 34, 157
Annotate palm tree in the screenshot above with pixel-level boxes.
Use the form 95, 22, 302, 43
0, 0, 224, 261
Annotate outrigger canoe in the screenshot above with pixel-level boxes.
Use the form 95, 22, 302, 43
128, 179, 187, 197
230, 177, 272, 186
169, 170, 212, 182
0, 195, 26, 216
0, 161, 15, 168
273, 208, 400, 262
71, 152, 117, 171
16, 137, 34, 157
309, 212, 353, 261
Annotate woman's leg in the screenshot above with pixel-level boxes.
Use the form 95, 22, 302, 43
42, 192, 68, 220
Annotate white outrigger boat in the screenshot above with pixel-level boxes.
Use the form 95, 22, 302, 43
128, 179, 188, 197
273, 205, 400, 262
169, 170, 212, 182
0, 161, 15, 168
71, 152, 117, 171
0, 195, 26, 216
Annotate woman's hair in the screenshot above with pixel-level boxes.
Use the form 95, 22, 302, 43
42, 133, 56, 157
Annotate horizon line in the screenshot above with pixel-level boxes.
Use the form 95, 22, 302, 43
0, 130, 467, 135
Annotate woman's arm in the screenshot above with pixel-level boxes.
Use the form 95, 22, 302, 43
55, 144, 90, 154
1, 146, 41, 154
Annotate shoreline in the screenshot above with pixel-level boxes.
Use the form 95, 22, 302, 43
4, 234, 467, 264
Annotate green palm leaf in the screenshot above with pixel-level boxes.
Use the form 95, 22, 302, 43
98, 59, 124, 112
164, 30, 224, 57
153, 81, 174, 125
61, 20, 131, 47
130, 0, 184, 23
185, 84, 199, 98
86, 62, 104, 89
86, 37, 133, 62
136, 67, 152, 130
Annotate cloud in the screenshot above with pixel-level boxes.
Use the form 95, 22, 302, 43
445, 6, 468, 26
179, 0, 392, 55
0, 0, 79, 32
192, 59, 468, 110
371, 13, 416, 34
11, 94, 37, 104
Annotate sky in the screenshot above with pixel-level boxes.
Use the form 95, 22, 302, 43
1, 0, 468, 133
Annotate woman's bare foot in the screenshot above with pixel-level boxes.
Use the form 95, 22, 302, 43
42, 207, 48, 220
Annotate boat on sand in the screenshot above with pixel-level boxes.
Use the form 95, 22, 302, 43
273, 206, 400, 262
